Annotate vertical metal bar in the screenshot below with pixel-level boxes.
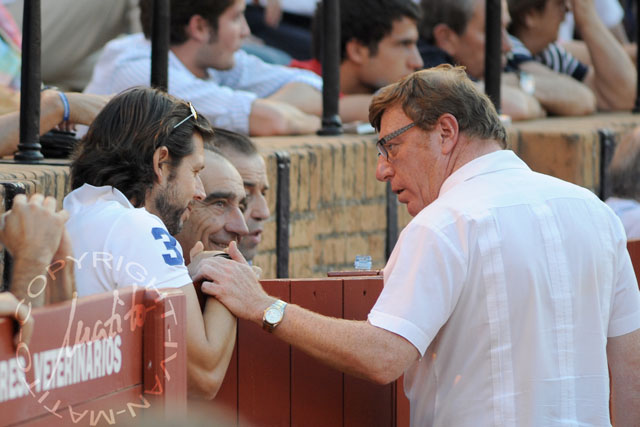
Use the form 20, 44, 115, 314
317, 0, 343, 136
598, 129, 616, 200
15, 0, 44, 162
275, 152, 290, 278
385, 182, 398, 260
634, 0, 640, 112
150, 0, 170, 91
484, 0, 502, 112
2, 183, 27, 292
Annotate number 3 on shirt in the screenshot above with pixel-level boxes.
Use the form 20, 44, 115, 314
151, 227, 184, 266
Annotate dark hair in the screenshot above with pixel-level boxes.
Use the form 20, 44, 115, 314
507, 0, 547, 35
140, 0, 235, 45
209, 127, 258, 156
419, 0, 476, 43
71, 87, 214, 207
312, 0, 421, 62
369, 64, 507, 147
610, 128, 640, 200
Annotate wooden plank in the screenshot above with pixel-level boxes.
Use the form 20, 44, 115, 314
627, 240, 640, 285
0, 288, 145, 425
237, 279, 290, 427
143, 288, 187, 415
290, 278, 343, 427
343, 277, 394, 427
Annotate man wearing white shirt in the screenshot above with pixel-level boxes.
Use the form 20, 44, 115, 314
201, 65, 640, 425
85, 0, 329, 136
65, 87, 240, 399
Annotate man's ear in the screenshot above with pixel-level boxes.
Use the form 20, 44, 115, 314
437, 113, 460, 155
432, 23, 459, 56
344, 39, 370, 65
153, 146, 172, 184
185, 14, 213, 43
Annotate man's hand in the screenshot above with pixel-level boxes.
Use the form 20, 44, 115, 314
264, 0, 283, 28
0, 194, 68, 265
201, 241, 274, 323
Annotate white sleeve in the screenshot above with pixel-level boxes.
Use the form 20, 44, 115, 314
105, 210, 193, 291
595, 0, 624, 28
368, 222, 467, 356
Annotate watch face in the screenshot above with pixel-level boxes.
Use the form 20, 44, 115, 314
265, 308, 282, 324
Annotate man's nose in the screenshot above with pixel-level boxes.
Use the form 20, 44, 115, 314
375, 155, 394, 182
248, 193, 270, 221
194, 175, 205, 201
227, 206, 249, 237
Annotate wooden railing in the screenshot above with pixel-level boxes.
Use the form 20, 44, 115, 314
628, 240, 640, 285
0, 287, 186, 426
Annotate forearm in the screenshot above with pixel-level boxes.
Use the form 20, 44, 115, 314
249, 98, 320, 136
267, 82, 323, 116
339, 94, 373, 123
9, 257, 51, 307
607, 329, 640, 426
576, 4, 636, 110
500, 85, 546, 121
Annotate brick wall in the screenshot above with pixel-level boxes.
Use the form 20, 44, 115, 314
2, 113, 640, 281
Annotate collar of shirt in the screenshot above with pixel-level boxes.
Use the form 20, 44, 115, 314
438, 150, 530, 198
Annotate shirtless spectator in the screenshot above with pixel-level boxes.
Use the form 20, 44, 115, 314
507, 0, 636, 113
64, 87, 238, 398
606, 126, 640, 240
419, 0, 545, 120
210, 129, 270, 263
85, 0, 359, 136
176, 146, 249, 265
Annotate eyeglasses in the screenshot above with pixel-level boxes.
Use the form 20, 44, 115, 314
173, 102, 198, 129
376, 122, 415, 160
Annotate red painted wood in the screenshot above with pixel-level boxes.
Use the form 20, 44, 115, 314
237, 280, 291, 427
215, 337, 238, 426
342, 277, 395, 427
395, 376, 411, 427
290, 279, 343, 427
143, 288, 187, 415
627, 240, 640, 286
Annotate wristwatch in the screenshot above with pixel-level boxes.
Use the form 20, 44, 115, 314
262, 299, 287, 333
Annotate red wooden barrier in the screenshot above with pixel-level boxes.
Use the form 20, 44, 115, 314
627, 240, 640, 285
0, 287, 186, 426
216, 276, 410, 427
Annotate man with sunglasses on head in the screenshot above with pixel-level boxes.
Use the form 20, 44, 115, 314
64, 87, 239, 399
200, 66, 640, 424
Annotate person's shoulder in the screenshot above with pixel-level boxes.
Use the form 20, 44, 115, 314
418, 39, 454, 68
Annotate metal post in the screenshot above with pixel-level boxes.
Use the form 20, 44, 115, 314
317, 0, 343, 136
484, 0, 502, 112
385, 182, 398, 260
275, 152, 290, 278
15, 0, 43, 162
598, 129, 616, 200
150, 0, 170, 91
634, 0, 640, 112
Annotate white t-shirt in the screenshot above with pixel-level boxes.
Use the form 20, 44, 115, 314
368, 150, 640, 426
606, 197, 640, 240
64, 184, 193, 297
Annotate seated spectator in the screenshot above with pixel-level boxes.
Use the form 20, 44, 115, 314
176, 146, 249, 264
507, 0, 636, 113
210, 129, 270, 263
85, 0, 334, 136
419, 0, 545, 120
65, 87, 239, 398
606, 126, 640, 240
0, 193, 74, 309
6, 0, 140, 91
0, 90, 108, 157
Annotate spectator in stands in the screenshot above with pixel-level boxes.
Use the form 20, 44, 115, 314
6, 0, 140, 91
606, 126, 640, 240
0, 193, 73, 308
419, 0, 545, 120
176, 146, 249, 265
65, 87, 238, 399
210, 129, 270, 263
507, 0, 636, 113
202, 66, 640, 425
85, 0, 337, 136
0, 90, 108, 157
294, 0, 422, 99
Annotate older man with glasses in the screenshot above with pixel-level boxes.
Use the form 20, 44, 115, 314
64, 86, 240, 399
200, 65, 640, 425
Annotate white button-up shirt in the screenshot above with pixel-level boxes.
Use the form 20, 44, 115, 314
369, 150, 640, 426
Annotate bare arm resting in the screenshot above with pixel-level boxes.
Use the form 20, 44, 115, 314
201, 242, 420, 384
607, 328, 640, 426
